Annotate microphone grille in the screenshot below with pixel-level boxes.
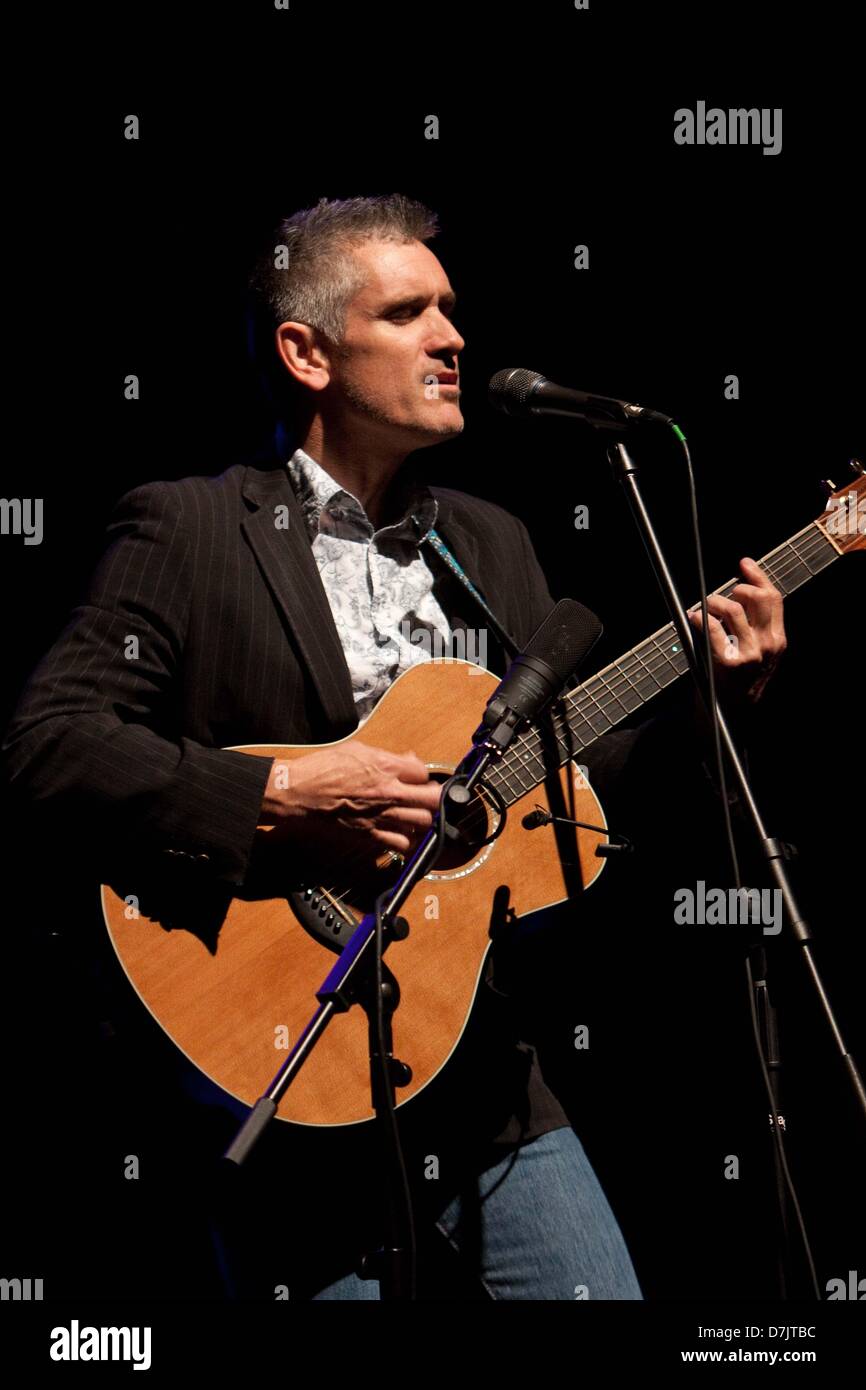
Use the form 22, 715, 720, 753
526, 598, 603, 682
488, 368, 545, 415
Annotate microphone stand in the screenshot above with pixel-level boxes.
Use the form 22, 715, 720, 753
221, 733, 507, 1300
221, 597, 595, 1299
607, 438, 866, 1296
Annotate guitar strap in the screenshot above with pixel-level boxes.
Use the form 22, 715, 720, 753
412, 518, 521, 660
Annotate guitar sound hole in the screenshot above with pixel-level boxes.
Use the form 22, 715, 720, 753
425, 774, 499, 871
290, 776, 502, 944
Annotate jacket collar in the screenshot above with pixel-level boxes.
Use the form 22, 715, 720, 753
286, 446, 439, 545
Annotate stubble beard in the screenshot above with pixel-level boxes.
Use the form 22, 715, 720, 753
338, 369, 464, 444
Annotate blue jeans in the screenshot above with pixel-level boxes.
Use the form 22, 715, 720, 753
312, 1126, 643, 1300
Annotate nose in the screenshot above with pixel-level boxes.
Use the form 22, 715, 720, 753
434, 338, 465, 374
436, 307, 465, 355
448, 322, 466, 354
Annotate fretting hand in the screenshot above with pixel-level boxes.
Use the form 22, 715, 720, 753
687, 557, 787, 706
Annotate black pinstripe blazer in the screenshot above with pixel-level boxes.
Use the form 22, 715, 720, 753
4, 454, 694, 1158
4, 456, 616, 892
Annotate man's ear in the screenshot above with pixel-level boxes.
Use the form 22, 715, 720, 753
275, 321, 332, 393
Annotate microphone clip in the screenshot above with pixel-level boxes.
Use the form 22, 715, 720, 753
521, 804, 633, 856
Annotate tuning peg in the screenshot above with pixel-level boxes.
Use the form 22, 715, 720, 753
819, 479, 837, 496
849, 458, 864, 477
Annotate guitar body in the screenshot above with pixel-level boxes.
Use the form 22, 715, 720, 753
101, 659, 608, 1128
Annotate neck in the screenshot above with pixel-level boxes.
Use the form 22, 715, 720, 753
297, 417, 410, 529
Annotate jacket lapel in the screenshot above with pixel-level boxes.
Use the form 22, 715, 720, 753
427, 490, 513, 673
240, 463, 358, 737
427, 489, 484, 593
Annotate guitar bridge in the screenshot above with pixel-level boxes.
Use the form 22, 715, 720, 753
290, 883, 361, 953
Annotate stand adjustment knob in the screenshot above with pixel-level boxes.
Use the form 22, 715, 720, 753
390, 1058, 413, 1087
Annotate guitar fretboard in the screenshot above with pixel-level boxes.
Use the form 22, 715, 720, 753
484, 520, 840, 808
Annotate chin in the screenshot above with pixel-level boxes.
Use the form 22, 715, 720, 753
425, 417, 464, 441
400, 409, 463, 442
427, 404, 464, 431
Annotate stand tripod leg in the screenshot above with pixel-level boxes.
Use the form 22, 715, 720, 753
356, 969, 416, 1299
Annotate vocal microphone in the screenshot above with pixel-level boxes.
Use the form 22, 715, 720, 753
489, 367, 674, 430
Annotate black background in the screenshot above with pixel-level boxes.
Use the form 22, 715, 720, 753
1, 2, 863, 1307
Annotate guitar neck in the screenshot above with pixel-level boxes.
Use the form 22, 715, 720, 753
484, 518, 842, 808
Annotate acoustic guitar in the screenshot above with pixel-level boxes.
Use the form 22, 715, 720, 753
101, 472, 864, 1128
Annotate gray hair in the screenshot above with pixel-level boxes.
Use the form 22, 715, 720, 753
247, 193, 439, 418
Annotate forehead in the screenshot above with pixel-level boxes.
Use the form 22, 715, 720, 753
348, 239, 452, 306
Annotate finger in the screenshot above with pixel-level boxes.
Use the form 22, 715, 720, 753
738, 557, 776, 593
377, 806, 435, 831
382, 776, 443, 809
727, 581, 775, 607
743, 557, 782, 602
725, 570, 786, 652
688, 608, 721, 653
703, 595, 761, 655
385, 749, 432, 783
689, 610, 739, 665
371, 829, 413, 854
727, 586, 776, 634
729, 565, 782, 630
350, 743, 429, 784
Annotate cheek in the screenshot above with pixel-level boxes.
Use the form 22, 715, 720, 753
384, 351, 427, 406
359, 344, 415, 389
346, 338, 427, 412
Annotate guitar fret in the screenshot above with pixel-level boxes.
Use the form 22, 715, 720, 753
611, 661, 644, 713
762, 525, 837, 594
591, 674, 628, 723
577, 683, 613, 735
778, 545, 818, 589
648, 634, 684, 685
500, 767, 523, 798
792, 528, 837, 575
562, 714, 599, 746
514, 763, 533, 792
628, 647, 665, 698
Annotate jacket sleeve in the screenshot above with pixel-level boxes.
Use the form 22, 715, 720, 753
1, 482, 274, 889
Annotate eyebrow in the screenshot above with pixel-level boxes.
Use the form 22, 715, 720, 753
379, 290, 458, 314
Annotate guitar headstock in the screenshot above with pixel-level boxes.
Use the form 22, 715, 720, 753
815, 462, 866, 554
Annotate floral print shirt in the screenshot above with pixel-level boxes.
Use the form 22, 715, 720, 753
286, 447, 453, 725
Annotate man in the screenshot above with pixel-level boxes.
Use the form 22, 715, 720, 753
2, 194, 786, 1300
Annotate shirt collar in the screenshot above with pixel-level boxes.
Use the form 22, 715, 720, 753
285, 446, 438, 545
